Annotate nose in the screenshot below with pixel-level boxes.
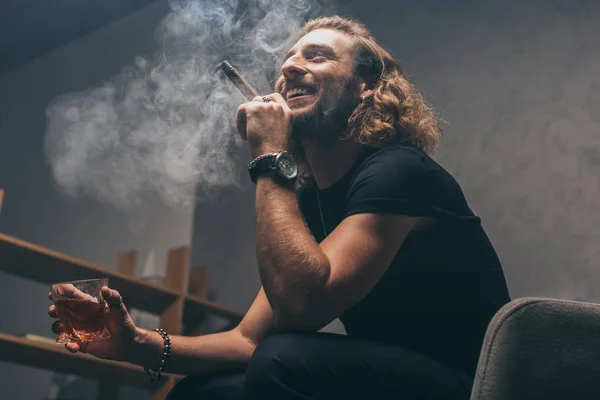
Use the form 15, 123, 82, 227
281, 55, 308, 80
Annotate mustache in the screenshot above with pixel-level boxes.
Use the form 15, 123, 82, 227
276, 76, 319, 94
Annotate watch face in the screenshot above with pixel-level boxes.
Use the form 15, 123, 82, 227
275, 153, 298, 179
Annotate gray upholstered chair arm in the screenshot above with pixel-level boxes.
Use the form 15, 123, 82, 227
471, 297, 600, 400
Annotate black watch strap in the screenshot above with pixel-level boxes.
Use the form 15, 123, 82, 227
248, 151, 298, 184
249, 153, 278, 183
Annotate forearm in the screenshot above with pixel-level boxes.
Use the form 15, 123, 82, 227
129, 328, 255, 376
255, 176, 330, 324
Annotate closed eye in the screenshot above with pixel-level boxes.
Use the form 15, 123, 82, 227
281, 44, 338, 65
309, 52, 328, 62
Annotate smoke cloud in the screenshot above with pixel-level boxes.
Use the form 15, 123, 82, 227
45, 0, 327, 208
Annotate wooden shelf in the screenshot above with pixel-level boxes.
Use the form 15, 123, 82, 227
184, 295, 244, 327
0, 332, 177, 390
0, 190, 247, 400
0, 233, 178, 314
0, 233, 245, 323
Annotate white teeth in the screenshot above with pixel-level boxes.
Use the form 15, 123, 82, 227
286, 87, 310, 99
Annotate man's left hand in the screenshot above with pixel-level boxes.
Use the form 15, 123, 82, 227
236, 93, 292, 159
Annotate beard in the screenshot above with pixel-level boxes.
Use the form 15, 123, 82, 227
290, 75, 360, 146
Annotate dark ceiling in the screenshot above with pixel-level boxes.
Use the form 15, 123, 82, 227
0, 0, 159, 75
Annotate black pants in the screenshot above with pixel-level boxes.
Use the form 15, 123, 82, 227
166, 332, 473, 400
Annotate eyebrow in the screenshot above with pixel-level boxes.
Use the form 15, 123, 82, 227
282, 44, 338, 64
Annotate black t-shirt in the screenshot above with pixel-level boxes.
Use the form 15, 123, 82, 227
297, 142, 511, 377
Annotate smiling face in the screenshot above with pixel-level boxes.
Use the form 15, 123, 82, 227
275, 28, 363, 140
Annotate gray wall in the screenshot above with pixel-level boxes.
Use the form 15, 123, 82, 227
350, 0, 600, 301
2, 0, 600, 398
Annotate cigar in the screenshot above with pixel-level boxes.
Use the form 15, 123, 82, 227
216, 61, 258, 101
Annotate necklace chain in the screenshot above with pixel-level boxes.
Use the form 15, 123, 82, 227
316, 190, 327, 237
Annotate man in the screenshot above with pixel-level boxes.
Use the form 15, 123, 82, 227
48, 16, 510, 399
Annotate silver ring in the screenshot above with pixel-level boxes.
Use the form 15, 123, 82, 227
262, 96, 272, 103
108, 296, 123, 308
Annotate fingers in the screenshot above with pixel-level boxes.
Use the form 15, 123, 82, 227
51, 320, 64, 334
274, 76, 285, 94
51, 284, 96, 302
101, 286, 121, 306
49, 302, 62, 336
79, 342, 89, 353
102, 287, 118, 305
252, 93, 287, 106
268, 93, 287, 105
102, 286, 129, 316
236, 93, 291, 144
236, 104, 247, 140
65, 342, 80, 353
48, 304, 59, 319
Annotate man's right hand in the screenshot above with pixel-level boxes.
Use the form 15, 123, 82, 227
48, 286, 140, 362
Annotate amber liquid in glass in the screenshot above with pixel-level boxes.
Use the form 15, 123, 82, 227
55, 299, 111, 343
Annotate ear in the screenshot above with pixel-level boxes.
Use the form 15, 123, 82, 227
357, 75, 377, 99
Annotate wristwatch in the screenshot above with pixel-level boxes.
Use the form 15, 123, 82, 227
248, 151, 298, 184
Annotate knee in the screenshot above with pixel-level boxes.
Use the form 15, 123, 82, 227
245, 333, 314, 399
248, 332, 310, 372
166, 373, 245, 400
166, 375, 201, 400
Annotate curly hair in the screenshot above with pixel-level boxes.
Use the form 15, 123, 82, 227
286, 16, 442, 183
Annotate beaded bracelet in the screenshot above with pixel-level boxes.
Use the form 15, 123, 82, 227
144, 328, 171, 382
